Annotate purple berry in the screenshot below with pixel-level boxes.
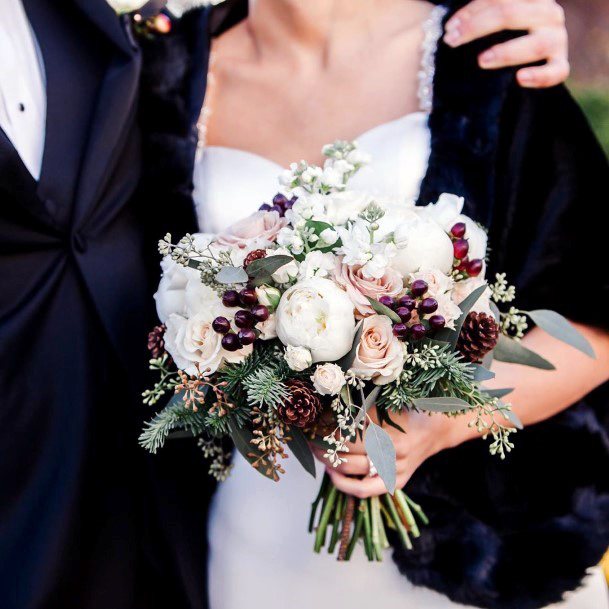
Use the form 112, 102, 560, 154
221, 333, 242, 352
393, 323, 409, 339
411, 280, 428, 297
451, 222, 467, 239
419, 297, 439, 315
429, 315, 446, 330
378, 295, 396, 309
222, 289, 240, 308
259, 203, 272, 212
467, 258, 483, 277
453, 238, 469, 260
398, 295, 416, 310
270, 204, 284, 215
212, 316, 231, 334
239, 288, 258, 306
238, 328, 257, 345
251, 304, 270, 322
396, 307, 412, 323
409, 323, 427, 340
234, 310, 255, 329
273, 193, 289, 207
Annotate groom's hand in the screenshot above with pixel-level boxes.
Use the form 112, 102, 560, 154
444, 0, 570, 89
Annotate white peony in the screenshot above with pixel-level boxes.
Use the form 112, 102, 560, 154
391, 215, 454, 275
420, 193, 488, 261
312, 363, 346, 396
106, 0, 147, 13
284, 345, 313, 371
276, 278, 356, 363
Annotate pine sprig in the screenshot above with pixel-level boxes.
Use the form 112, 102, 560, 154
139, 392, 207, 453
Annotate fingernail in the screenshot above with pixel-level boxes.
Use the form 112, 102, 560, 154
445, 17, 461, 32
479, 50, 496, 67
519, 72, 534, 85
444, 30, 461, 47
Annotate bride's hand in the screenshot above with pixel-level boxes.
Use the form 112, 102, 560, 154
444, 0, 570, 88
312, 407, 467, 499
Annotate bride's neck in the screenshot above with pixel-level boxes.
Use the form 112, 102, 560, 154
247, 0, 427, 59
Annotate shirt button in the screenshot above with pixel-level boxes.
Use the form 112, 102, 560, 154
72, 233, 87, 254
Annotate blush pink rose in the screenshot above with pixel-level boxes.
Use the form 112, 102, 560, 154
216, 210, 288, 249
333, 258, 403, 318
349, 315, 405, 385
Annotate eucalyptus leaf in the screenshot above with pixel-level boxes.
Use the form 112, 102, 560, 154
229, 423, 276, 481
287, 427, 317, 478
481, 349, 494, 370
366, 297, 401, 323
528, 309, 595, 358
434, 284, 488, 347
502, 408, 524, 430
216, 265, 249, 284
494, 334, 555, 370
413, 396, 472, 413
365, 421, 397, 494
470, 364, 495, 382
354, 386, 381, 427
246, 255, 294, 279
482, 387, 514, 399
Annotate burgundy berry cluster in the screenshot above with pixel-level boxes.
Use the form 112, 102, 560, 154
450, 222, 483, 277
380, 279, 446, 342
259, 193, 297, 217
212, 288, 270, 352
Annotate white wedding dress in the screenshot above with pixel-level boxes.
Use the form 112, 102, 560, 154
193, 6, 609, 609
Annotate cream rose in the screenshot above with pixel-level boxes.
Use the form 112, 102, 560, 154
452, 276, 494, 316
154, 256, 199, 323
284, 345, 313, 371
334, 258, 403, 318
311, 363, 346, 396
349, 315, 405, 385
216, 210, 287, 249
276, 278, 356, 363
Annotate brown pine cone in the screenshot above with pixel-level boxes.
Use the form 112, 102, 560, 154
243, 249, 267, 269
147, 324, 167, 359
277, 379, 322, 428
457, 312, 500, 363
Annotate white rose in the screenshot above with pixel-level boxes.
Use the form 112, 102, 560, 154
392, 215, 454, 275
349, 315, 405, 386
284, 345, 313, 371
106, 0, 147, 13
312, 363, 346, 396
409, 268, 454, 299
154, 257, 199, 323
164, 312, 252, 376
257, 314, 278, 340
276, 278, 356, 363
268, 247, 299, 283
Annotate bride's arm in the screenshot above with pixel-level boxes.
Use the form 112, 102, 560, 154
322, 323, 609, 498
444, 0, 570, 88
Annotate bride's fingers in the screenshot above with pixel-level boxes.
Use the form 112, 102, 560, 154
516, 57, 570, 88
331, 454, 371, 476
478, 28, 566, 69
444, 1, 565, 48
327, 468, 388, 499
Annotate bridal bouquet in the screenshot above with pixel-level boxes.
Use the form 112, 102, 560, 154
141, 141, 593, 561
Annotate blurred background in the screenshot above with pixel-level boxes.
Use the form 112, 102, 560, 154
563, 0, 609, 155
562, 0, 609, 581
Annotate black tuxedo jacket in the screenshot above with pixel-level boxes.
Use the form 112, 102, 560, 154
0, 2, 202, 609
138, 2, 609, 609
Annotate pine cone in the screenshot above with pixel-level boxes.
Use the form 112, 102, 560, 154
243, 249, 267, 269
278, 379, 322, 428
147, 324, 166, 359
457, 312, 500, 363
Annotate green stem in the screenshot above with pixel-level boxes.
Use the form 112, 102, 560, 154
314, 484, 337, 553
395, 490, 420, 538
362, 499, 374, 560
345, 502, 365, 560
370, 496, 383, 561
309, 473, 330, 533
382, 494, 412, 551
405, 494, 430, 526
328, 493, 344, 554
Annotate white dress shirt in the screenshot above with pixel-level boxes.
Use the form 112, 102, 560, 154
0, 0, 46, 180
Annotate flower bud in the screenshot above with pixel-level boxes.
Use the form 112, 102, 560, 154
255, 285, 282, 311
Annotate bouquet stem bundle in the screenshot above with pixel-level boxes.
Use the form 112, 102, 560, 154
310, 474, 428, 561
